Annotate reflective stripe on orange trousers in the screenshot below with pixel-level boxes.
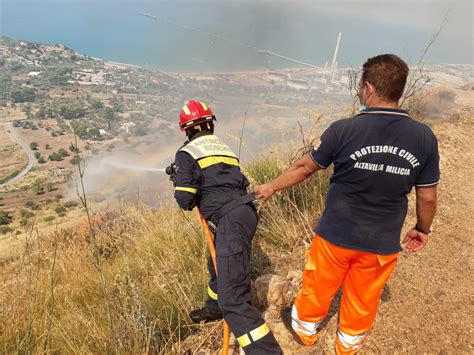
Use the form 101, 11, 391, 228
292, 235, 399, 353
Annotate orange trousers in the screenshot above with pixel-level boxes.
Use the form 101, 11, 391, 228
292, 235, 399, 354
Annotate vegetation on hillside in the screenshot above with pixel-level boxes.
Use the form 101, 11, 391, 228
0, 145, 330, 353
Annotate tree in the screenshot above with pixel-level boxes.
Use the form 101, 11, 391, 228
31, 178, 46, 195
35, 106, 46, 119
88, 127, 100, 138
71, 121, 88, 138
38, 156, 46, 164
30, 142, 38, 150
48, 152, 63, 161
101, 107, 116, 121
34, 152, 41, 159
91, 99, 104, 110
11, 88, 36, 103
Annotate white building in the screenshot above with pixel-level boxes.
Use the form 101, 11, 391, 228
120, 122, 136, 134
99, 129, 110, 137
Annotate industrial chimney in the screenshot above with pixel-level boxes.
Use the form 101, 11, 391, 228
330, 32, 342, 84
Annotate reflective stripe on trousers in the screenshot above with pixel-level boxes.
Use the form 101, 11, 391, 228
293, 235, 399, 352
336, 330, 367, 354
237, 323, 271, 347
207, 286, 218, 301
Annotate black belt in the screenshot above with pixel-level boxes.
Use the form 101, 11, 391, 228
208, 192, 257, 227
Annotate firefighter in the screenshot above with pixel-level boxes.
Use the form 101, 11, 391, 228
169, 100, 281, 354
255, 54, 439, 353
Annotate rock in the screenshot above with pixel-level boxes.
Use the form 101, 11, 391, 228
287, 269, 303, 286
255, 274, 289, 308
262, 305, 280, 322
434, 289, 447, 300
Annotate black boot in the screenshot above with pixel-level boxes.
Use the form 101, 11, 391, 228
189, 307, 223, 324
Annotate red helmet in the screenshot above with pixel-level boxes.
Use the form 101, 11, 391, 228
179, 100, 216, 131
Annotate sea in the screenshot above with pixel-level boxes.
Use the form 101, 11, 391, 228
0, 0, 471, 71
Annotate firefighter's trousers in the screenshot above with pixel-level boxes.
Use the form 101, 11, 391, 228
291, 235, 399, 354
205, 204, 282, 354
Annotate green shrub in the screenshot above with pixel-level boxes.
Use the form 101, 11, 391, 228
0, 211, 13, 225
55, 206, 66, 214
43, 216, 55, 222
70, 156, 80, 165
24, 200, 39, 210
64, 200, 79, 208
0, 226, 12, 234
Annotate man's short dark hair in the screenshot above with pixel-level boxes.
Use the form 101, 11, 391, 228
361, 54, 409, 102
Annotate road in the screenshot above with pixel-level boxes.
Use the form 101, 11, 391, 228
0, 123, 35, 190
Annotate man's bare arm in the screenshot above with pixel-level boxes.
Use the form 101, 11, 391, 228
402, 186, 437, 252
415, 186, 437, 232
255, 155, 321, 202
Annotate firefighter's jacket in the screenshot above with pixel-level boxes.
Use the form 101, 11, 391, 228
174, 132, 249, 220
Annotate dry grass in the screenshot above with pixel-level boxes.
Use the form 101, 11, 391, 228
0, 203, 211, 353
0, 142, 329, 353
0, 125, 28, 182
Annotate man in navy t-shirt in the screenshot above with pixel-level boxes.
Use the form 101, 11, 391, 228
255, 54, 439, 353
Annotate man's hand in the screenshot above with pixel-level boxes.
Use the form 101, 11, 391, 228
255, 183, 276, 202
255, 155, 321, 202
402, 229, 429, 253
165, 162, 177, 187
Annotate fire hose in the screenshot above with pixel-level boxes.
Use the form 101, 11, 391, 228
198, 209, 231, 354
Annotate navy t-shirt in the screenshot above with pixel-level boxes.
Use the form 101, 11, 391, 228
311, 108, 440, 254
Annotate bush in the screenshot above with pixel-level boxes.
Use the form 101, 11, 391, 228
58, 148, 70, 157
64, 200, 79, 208
24, 200, 39, 210
20, 210, 35, 219
0, 226, 12, 234
43, 216, 55, 222
55, 206, 66, 214
70, 156, 80, 165
48, 152, 63, 161
34, 152, 41, 159
30, 142, 38, 150
38, 157, 46, 164
0, 211, 13, 225
31, 178, 46, 195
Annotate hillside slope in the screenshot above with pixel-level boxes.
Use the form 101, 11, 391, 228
188, 102, 474, 354
263, 106, 474, 353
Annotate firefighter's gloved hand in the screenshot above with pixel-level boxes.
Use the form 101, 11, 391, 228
165, 162, 177, 187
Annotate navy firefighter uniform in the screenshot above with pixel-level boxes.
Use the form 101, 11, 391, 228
172, 100, 281, 354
